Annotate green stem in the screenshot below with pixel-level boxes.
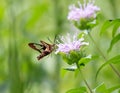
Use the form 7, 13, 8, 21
88, 32, 120, 78
76, 63, 93, 93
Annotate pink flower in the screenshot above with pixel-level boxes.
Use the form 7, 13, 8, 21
67, 0, 100, 21
55, 33, 89, 54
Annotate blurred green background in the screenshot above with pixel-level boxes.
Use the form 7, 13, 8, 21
0, 0, 120, 93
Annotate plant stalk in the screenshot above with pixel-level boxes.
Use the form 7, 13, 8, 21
76, 63, 93, 93
88, 32, 120, 78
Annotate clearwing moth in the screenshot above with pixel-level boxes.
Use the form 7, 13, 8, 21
28, 41, 55, 60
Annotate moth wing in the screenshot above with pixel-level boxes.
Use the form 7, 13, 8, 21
28, 43, 43, 53
40, 41, 52, 50
37, 50, 51, 60
40, 41, 51, 47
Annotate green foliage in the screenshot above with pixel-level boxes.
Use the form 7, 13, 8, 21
100, 19, 120, 35
107, 34, 120, 52
94, 83, 120, 93
100, 19, 120, 52
108, 85, 120, 93
60, 51, 80, 65
96, 55, 120, 79
1, 0, 120, 93
112, 22, 120, 37
66, 87, 87, 93
78, 56, 91, 66
100, 20, 114, 35
60, 51, 89, 65
94, 83, 109, 93
63, 67, 77, 71
74, 18, 98, 30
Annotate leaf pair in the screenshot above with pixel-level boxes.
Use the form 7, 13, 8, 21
100, 19, 120, 53
94, 83, 120, 93
96, 55, 120, 80
66, 83, 120, 93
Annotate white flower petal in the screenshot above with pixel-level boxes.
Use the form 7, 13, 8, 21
67, 1, 100, 21
55, 33, 89, 54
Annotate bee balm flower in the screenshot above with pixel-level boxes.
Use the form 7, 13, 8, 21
55, 33, 89, 54
67, 1, 100, 21
67, 0, 100, 30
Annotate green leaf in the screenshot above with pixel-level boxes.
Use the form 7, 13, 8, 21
107, 34, 120, 53
64, 66, 77, 71
108, 85, 120, 93
74, 69, 79, 77
59, 52, 71, 64
60, 51, 84, 65
100, 19, 120, 35
94, 83, 109, 93
60, 69, 67, 77
66, 87, 87, 93
78, 57, 91, 66
100, 20, 113, 35
96, 55, 120, 79
70, 51, 81, 64
78, 32, 85, 39
112, 22, 120, 37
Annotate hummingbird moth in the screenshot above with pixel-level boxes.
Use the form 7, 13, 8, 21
28, 41, 55, 60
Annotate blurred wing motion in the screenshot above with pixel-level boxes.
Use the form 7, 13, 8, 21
28, 41, 54, 60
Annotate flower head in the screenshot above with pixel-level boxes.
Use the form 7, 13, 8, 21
55, 33, 89, 54
67, 0, 100, 21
